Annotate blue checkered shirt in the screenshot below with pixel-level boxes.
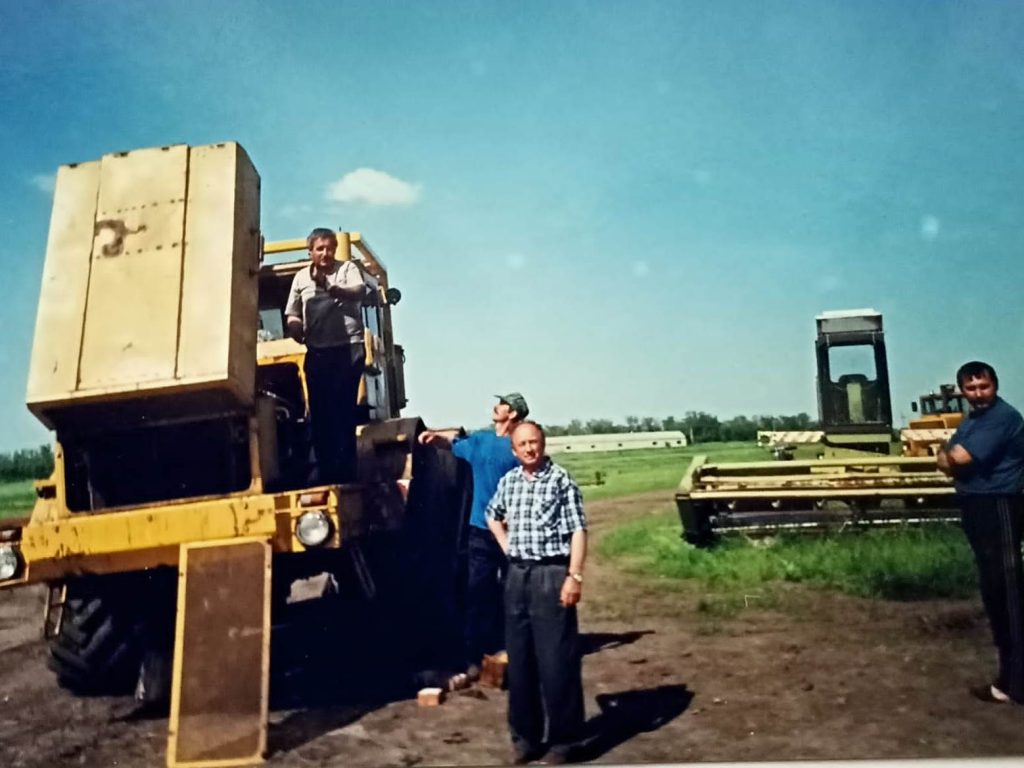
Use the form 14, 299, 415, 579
485, 458, 586, 560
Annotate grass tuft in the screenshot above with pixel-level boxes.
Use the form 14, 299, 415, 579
599, 508, 977, 601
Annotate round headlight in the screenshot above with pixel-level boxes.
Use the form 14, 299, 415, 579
0, 545, 20, 581
295, 511, 331, 547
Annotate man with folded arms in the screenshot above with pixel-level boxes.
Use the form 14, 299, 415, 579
938, 360, 1024, 705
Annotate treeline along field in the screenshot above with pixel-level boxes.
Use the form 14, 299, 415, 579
0, 445, 53, 520
559, 443, 977, 602
545, 411, 816, 442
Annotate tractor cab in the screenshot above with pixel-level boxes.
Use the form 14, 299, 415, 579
814, 309, 894, 455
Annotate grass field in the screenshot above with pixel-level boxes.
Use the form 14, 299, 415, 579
554, 441, 977, 603
556, 441, 823, 501
599, 509, 976, 601
0, 479, 36, 520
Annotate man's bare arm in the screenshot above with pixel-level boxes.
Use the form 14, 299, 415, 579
560, 529, 587, 607
327, 283, 366, 301
937, 444, 973, 477
487, 517, 509, 555
417, 428, 464, 448
285, 315, 304, 344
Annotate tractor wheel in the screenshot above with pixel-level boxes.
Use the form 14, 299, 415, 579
390, 441, 473, 670
47, 570, 176, 699
47, 577, 144, 694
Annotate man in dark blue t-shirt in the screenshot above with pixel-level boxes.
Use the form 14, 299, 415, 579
938, 361, 1024, 705
419, 392, 528, 676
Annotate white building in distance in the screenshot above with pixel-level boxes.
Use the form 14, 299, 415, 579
546, 431, 688, 454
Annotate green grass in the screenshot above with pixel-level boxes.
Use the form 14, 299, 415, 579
0, 479, 36, 520
557, 442, 784, 501
557, 441, 976, 603
598, 506, 977, 601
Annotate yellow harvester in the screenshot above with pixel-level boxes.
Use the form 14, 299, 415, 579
0, 142, 466, 767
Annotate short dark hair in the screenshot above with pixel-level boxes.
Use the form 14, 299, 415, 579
306, 227, 337, 249
956, 360, 998, 389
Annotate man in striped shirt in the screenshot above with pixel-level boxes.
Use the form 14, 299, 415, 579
486, 421, 587, 765
937, 361, 1024, 705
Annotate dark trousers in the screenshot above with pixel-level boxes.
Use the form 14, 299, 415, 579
466, 526, 507, 665
960, 494, 1024, 701
505, 561, 585, 755
303, 344, 365, 485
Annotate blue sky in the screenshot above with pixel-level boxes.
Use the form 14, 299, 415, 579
1, 0, 1022, 450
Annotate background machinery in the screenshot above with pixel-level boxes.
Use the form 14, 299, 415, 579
677, 309, 957, 545
901, 384, 969, 457
0, 142, 469, 765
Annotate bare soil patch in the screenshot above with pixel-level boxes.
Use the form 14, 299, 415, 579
1, 490, 1022, 767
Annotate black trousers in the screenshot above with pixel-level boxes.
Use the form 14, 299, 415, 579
960, 494, 1024, 701
466, 526, 507, 665
505, 560, 585, 755
303, 344, 365, 485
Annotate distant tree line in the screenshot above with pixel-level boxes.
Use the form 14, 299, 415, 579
0, 445, 54, 482
543, 412, 816, 444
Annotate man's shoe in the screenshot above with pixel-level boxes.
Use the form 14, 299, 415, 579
512, 745, 542, 765
542, 747, 577, 765
971, 683, 1012, 703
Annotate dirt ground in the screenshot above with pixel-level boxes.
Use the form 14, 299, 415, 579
2, 490, 1024, 767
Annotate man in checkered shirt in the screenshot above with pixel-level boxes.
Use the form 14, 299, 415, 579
486, 421, 587, 765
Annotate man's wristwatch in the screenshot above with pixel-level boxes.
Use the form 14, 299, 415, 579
568, 572, 584, 584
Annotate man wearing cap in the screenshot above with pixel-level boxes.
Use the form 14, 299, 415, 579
937, 361, 1024, 705
418, 392, 529, 676
285, 227, 368, 485
486, 420, 587, 765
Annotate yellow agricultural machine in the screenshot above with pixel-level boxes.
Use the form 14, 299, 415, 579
677, 310, 957, 545
900, 384, 968, 457
0, 142, 468, 766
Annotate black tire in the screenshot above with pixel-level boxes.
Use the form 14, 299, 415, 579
47, 570, 176, 698
48, 577, 144, 694
387, 442, 473, 671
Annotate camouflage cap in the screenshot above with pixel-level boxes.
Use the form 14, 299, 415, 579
495, 392, 529, 419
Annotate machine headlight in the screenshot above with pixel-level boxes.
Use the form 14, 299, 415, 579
295, 511, 331, 547
0, 545, 20, 581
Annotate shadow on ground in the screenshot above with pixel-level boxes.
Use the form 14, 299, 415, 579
579, 630, 654, 656
578, 684, 693, 762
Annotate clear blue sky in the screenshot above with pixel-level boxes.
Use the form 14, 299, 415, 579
1, 0, 1022, 450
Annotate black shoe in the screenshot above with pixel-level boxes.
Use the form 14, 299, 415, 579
970, 683, 1012, 704
512, 745, 543, 765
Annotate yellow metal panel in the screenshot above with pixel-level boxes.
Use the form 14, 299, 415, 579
178, 143, 259, 404
19, 496, 278, 565
26, 161, 102, 422
168, 538, 269, 767
78, 145, 189, 388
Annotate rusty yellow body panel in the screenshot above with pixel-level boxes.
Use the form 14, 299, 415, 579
2, 484, 375, 587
